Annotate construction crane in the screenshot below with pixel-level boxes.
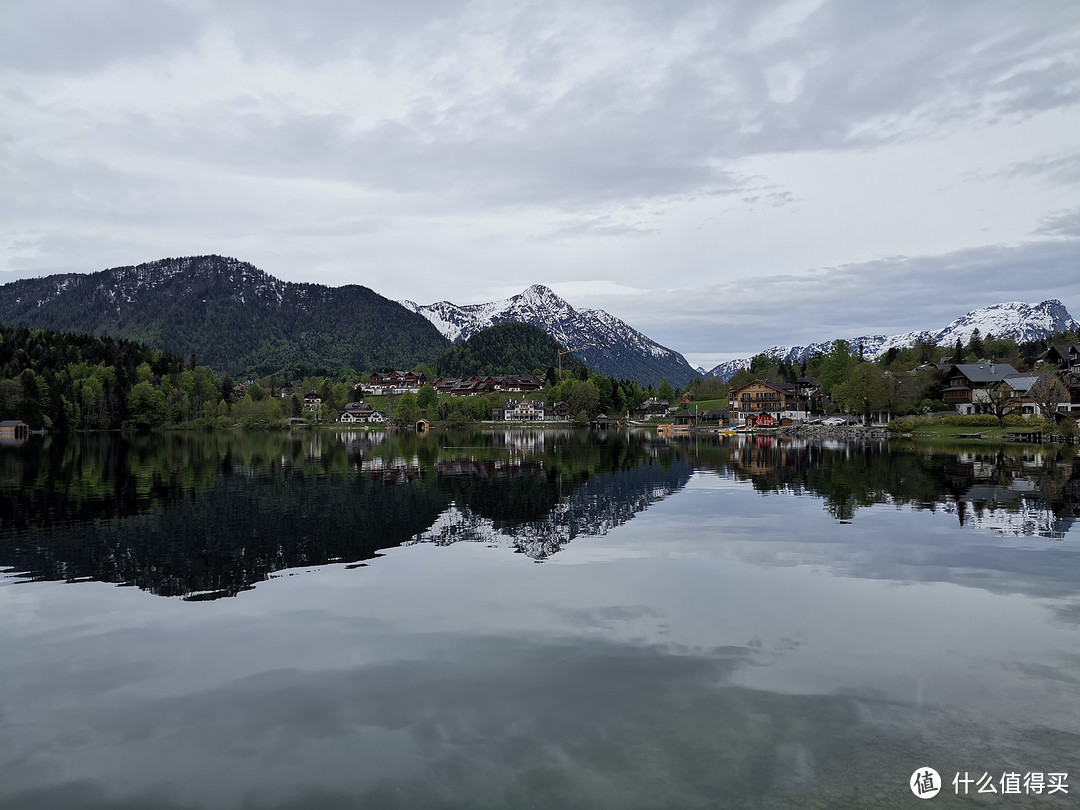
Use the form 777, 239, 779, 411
557, 345, 588, 378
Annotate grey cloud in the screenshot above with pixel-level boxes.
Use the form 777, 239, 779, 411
216, 0, 472, 65
542, 216, 661, 240
1037, 209, 1080, 238
0, 153, 178, 223
0, 0, 203, 73
1002, 149, 1080, 187
11, 0, 1074, 217
614, 239, 1080, 356
107, 1, 1080, 209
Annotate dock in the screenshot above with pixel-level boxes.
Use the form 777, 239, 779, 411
1005, 430, 1043, 443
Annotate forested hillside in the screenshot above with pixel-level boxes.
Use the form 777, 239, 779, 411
0, 324, 191, 430
435, 322, 585, 378
0, 256, 451, 377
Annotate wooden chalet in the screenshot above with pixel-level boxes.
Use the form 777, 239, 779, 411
701, 408, 729, 424
728, 380, 808, 424
634, 398, 669, 418
1038, 344, 1080, 372
941, 363, 1019, 415
365, 371, 427, 394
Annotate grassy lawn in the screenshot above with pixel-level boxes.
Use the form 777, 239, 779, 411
896, 423, 1015, 440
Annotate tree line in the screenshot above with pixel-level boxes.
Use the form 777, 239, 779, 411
684, 327, 1080, 422
0, 323, 669, 430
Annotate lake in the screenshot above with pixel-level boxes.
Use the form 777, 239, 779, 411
1, 429, 1078, 808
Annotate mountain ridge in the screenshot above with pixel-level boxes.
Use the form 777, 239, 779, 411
401, 284, 697, 386
707, 299, 1079, 380
0, 255, 451, 376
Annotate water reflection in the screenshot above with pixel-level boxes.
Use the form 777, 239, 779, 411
0, 430, 690, 598
1, 430, 1077, 599
3, 431, 1080, 808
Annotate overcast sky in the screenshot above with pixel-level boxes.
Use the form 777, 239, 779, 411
2, 0, 1079, 369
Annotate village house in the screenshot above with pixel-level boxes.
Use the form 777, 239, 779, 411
451, 379, 493, 397
338, 402, 387, 424
999, 372, 1078, 418
727, 380, 809, 424
940, 363, 1019, 415
998, 374, 1042, 417
493, 375, 545, 392
500, 399, 546, 422
363, 371, 426, 395
1038, 344, 1080, 372
701, 408, 729, 424
303, 390, 322, 411
432, 375, 544, 397
634, 398, 669, 419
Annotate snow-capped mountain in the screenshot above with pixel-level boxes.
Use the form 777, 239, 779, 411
401, 284, 698, 386
707, 300, 1079, 380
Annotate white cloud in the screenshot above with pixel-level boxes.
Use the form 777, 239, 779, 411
1, 0, 1079, 358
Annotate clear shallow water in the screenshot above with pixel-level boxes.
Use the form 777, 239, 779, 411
1, 430, 1078, 808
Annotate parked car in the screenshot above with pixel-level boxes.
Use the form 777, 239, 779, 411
822, 417, 846, 426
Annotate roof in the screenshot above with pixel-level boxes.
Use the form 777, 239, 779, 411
730, 379, 795, 393
946, 363, 1019, 383
1003, 374, 1038, 393
0, 420, 27, 427
1039, 344, 1080, 365
673, 409, 695, 418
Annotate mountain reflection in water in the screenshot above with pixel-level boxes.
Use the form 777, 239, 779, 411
1, 429, 1077, 599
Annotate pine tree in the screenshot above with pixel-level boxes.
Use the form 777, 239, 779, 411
967, 328, 984, 360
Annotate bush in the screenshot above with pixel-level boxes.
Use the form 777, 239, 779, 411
888, 417, 921, 433
937, 414, 1000, 427
1005, 414, 1047, 428
918, 398, 951, 413
1056, 417, 1078, 438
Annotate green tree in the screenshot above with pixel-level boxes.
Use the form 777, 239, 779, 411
818, 340, 857, 394
567, 380, 600, 418
967, 328, 985, 360
834, 363, 883, 424
417, 383, 439, 411
127, 380, 167, 427
657, 378, 675, 403
394, 391, 420, 424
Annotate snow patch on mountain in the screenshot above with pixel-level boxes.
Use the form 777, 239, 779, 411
706, 300, 1079, 380
402, 284, 697, 386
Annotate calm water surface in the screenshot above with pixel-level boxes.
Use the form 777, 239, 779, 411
1, 429, 1079, 808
